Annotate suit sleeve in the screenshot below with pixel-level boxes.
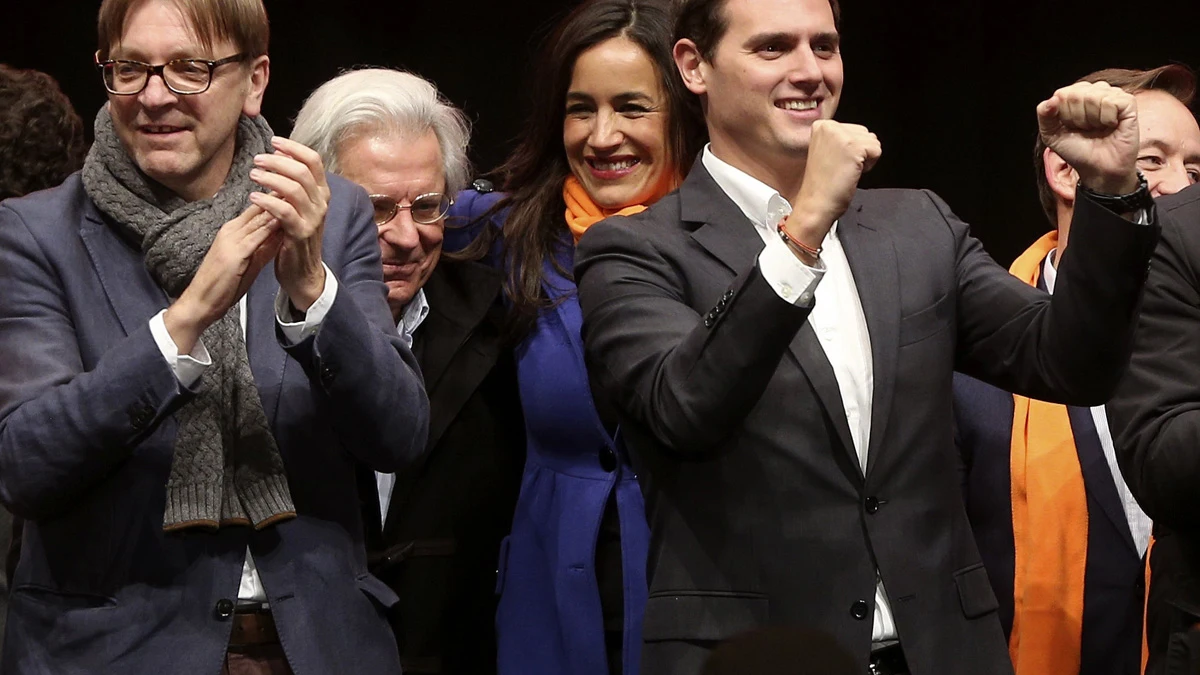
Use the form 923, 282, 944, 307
278, 182, 429, 473
951, 190, 1158, 405
1108, 212, 1200, 531
0, 205, 191, 519
576, 215, 812, 456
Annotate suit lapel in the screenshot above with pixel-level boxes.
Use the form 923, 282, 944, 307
246, 261, 288, 422
837, 204, 900, 478
1067, 405, 1139, 555
683, 162, 764, 276
410, 262, 504, 454
790, 325, 861, 478
683, 164, 859, 475
79, 208, 169, 334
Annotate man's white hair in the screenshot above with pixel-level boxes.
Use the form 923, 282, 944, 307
291, 67, 472, 195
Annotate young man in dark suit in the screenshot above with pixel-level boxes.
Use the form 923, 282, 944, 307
573, 0, 1161, 672
0, 2, 428, 672
955, 65, 1200, 675
1109, 186, 1200, 675
292, 68, 525, 675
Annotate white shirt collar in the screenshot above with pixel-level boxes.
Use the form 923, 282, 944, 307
701, 144, 839, 240
396, 287, 430, 348
1042, 248, 1058, 295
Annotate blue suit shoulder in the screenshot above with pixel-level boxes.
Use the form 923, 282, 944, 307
0, 172, 90, 231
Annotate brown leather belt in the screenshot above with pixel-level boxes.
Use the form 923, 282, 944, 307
229, 605, 280, 649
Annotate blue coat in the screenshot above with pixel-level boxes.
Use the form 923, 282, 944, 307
448, 190, 650, 675
0, 174, 429, 675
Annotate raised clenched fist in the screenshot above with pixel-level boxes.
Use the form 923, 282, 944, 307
1038, 81, 1140, 195
785, 120, 882, 250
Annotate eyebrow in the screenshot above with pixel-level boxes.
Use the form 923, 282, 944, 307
1142, 137, 1200, 162
565, 91, 654, 102
108, 44, 212, 62
744, 30, 840, 48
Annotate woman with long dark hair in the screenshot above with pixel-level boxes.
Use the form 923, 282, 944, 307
447, 1, 704, 673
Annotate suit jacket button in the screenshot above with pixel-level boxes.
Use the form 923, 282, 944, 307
599, 446, 617, 472
215, 598, 235, 620
129, 404, 154, 430
704, 317, 714, 328
865, 496, 880, 514
723, 289, 734, 302
851, 599, 870, 620
321, 365, 337, 385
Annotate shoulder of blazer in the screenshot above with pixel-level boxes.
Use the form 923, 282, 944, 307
2, 172, 92, 229
851, 187, 945, 217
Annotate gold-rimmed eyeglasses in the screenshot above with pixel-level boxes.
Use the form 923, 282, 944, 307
369, 192, 453, 225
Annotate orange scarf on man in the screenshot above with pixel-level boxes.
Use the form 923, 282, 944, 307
1007, 230, 1090, 675
562, 175, 656, 244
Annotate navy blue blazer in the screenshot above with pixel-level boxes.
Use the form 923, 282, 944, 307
954, 365, 1145, 675
0, 174, 429, 675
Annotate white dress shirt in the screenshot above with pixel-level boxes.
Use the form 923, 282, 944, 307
703, 147, 897, 642
375, 288, 430, 528
1042, 251, 1153, 557
148, 264, 339, 604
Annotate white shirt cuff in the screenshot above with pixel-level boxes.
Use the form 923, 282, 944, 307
276, 263, 339, 345
149, 310, 212, 388
758, 234, 825, 307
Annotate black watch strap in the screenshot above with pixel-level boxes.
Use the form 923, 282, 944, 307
1077, 172, 1153, 215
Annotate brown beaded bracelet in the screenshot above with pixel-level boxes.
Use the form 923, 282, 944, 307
777, 216, 822, 261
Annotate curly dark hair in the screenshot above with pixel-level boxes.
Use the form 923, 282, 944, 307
0, 65, 88, 201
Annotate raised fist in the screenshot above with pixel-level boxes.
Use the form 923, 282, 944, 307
1038, 81, 1140, 195
786, 120, 882, 249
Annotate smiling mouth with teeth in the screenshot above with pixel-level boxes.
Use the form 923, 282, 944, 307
588, 158, 640, 171
778, 100, 820, 111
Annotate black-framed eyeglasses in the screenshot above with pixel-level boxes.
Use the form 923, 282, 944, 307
369, 192, 453, 225
95, 52, 247, 95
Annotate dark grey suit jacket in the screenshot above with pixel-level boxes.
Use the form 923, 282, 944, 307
1109, 182, 1200, 675
575, 162, 1158, 675
0, 173, 429, 675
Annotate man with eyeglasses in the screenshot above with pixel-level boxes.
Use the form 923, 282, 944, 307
291, 67, 525, 675
0, 1, 428, 674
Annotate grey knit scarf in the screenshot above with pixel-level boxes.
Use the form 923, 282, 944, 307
82, 107, 296, 532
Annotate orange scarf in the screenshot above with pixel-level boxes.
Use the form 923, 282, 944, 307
1008, 231, 1089, 675
562, 175, 658, 243
1142, 537, 1154, 675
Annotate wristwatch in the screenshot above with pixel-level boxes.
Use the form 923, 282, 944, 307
1077, 172, 1153, 215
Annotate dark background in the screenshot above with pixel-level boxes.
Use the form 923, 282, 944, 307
6, 0, 1199, 264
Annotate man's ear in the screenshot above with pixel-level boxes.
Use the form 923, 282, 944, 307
1043, 146, 1077, 205
673, 39, 709, 96
241, 55, 270, 117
